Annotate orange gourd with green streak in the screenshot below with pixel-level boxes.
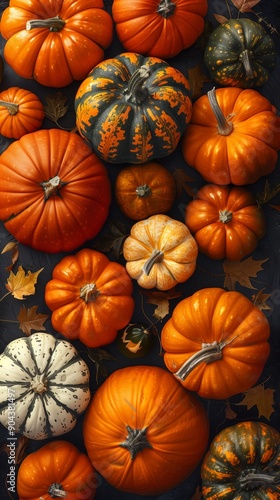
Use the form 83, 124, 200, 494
45, 248, 135, 348
0, 87, 44, 138
182, 87, 280, 185
185, 184, 266, 260
83, 365, 209, 495
201, 421, 280, 499
161, 287, 270, 399
115, 161, 176, 220
17, 440, 97, 499
1, 0, 113, 87
75, 52, 192, 164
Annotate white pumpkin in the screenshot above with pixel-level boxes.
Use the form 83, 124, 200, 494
0, 332, 90, 440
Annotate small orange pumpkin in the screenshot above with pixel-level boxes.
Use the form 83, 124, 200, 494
115, 161, 176, 220
123, 214, 198, 290
185, 184, 266, 260
0, 87, 45, 138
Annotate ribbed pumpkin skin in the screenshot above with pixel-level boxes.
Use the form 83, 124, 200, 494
17, 440, 97, 500
0, 87, 45, 138
0, 129, 111, 253
112, 0, 207, 59
201, 421, 280, 499
185, 184, 266, 260
75, 52, 192, 164
204, 18, 277, 88
0, 333, 90, 440
83, 365, 209, 495
161, 288, 270, 399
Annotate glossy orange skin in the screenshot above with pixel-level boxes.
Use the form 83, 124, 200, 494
45, 248, 135, 348
1, 0, 113, 87
0, 87, 44, 138
182, 87, 280, 185
83, 365, 209, 495
17, 440, 97, 500
115, 161, 176, 220
112, 0, 207, 59
185, 184, 266, 260
0, 129, 111, 253
161, 287, 270, 399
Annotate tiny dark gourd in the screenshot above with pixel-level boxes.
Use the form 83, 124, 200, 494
204, 18, 277, 88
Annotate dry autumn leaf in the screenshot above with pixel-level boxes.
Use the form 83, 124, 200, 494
5, 266, 44, 300
223, 257, 269, 290
17, 305, 49, 335
252, 289, 272, 312
231, 0, 261, 12
1, 241, 19, 270
236, 384, 275, 420
92, 220, 129, 260
187, 64, 212, 99
214, 14, 229, 24
256, 180, 280, 207
142, 288, 182, 320
44, 91, 68, 125
172, 168, 195, 198
225, 401, 238, 420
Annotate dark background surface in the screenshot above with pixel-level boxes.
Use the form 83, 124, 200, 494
0, 1, 280, 499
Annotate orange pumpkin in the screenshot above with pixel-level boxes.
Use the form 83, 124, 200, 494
112, 0, 208, 59
45, 248, 135, 348
182, 87, 280, 185
83, 365, 209, 495
123, 214, 198, 290
161, 287, 270, 399
0, 87, 44, 138
185, 184, 266, 260
1, 0, 113, 87
17, 440, 97, 500
115, 161, 177, 220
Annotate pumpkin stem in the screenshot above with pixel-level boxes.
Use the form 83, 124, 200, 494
0, 100, 19, 115
239, 469, 280, 489
135, 184, 152, 198
80, 283, 100, 303
157, 0, 176, 18
120, 425, 152, 459
48, 483, 67, 498
41, 175, 66, 200
30, 374, 47, 394
219, 209, 232, 223
142, 249, 164, 275
239, 49, 255, 79
207, 88, 233, 136
174, 339, 232, 381
125, 65, 150, 105
26, 16, 65, 32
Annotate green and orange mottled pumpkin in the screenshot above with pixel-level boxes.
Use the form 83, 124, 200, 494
75, 52, 192, 164
201, 421, 280, 499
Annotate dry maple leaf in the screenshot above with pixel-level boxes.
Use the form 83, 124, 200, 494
235, 384, 275, 420
172, 168, 195, 199
86, 347, 116, 385
142, 288, 182, 320
223, 257, 269, 290
187, 64, 212, 99
1, 241, 19, 270
5, 266, 44, 300
92, 219, 129, 260
252, 289, 272, 312
17, 305, 49, 335
44, 91, 68, 125
256, 180, 280, 207
231, 0, 261, 13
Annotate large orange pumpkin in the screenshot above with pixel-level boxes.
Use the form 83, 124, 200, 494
45, 248, 135, 348
112, 0, 208, 59
161, 287, 270, 399
0, 129, 111, 253
83, 365, 209, 495
17, 440, 97, 500
182, 87, 280, 185
185, 184, 266, 260
1, 0, 113, 87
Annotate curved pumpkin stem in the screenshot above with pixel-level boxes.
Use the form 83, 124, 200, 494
0, 100, 18, 115
48, 483, 67, 498
30, 374, 47, 394
135, 184, 152, 198
239, 469, 280, 489
239, 49, 255, 79
26, 16, 65, 32
142, 249, 164, 275
207, 88, 233, 136
80, 283, 100, 303
41, 175, 66, 200
174, 339, 233, 381
120, 425, 152, 459
157, 0, 176, 17
125, 65, 150, 105
219, 209, 232, 223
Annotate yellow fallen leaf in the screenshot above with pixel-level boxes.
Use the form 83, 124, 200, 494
236, 384, 275, 420
6, 266, 44, 300
17, 305, 49, 335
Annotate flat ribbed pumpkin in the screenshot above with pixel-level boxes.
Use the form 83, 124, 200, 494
75, 52, 192, 164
